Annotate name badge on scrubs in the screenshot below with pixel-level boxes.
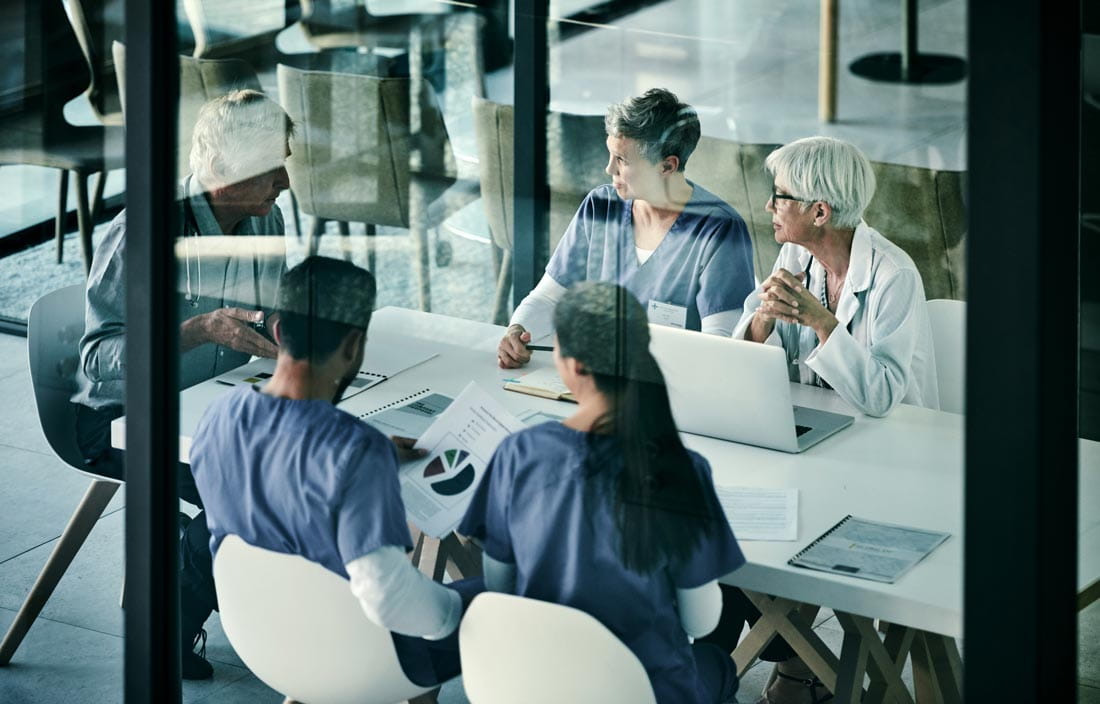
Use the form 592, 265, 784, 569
647, 300, 687, 328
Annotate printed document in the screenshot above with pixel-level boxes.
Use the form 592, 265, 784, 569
399, 382, 525, 537
715, 487, 799, 541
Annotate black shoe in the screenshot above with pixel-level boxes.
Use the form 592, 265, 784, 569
181, 628, 213, 680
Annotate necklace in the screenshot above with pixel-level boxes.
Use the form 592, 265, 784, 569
822, 269, 844, 311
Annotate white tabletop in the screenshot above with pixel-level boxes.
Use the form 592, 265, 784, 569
112, 307, 1100, 640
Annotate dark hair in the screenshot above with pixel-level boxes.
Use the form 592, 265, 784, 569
275, 256, 376, 362
553, 282, 716, 574
604, 88, 701, 172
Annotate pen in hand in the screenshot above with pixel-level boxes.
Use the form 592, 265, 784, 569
526, 344, 553, 352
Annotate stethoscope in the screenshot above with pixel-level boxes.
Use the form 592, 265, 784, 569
183, 196, 202, 308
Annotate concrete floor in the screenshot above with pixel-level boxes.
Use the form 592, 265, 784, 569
1, 0, 1096, 701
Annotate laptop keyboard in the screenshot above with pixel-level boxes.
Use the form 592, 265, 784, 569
795, 424, 812, 437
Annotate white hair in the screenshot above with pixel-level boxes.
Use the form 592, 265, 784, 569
189, 89, 294, 189
765, 136, 876, 229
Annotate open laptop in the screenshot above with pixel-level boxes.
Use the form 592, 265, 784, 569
647, 325, 854, 453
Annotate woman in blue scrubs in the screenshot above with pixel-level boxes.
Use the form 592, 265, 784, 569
497, 88, 755, 368
462, 282, 744, 704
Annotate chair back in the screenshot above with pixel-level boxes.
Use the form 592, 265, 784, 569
927, 299, 966, 414
471, 98, 607, 254
688, 140, 968, 300
63, 0, 126, 125
27, 285, 90, 471
277, 63, 455, 227
214, 534, 431, 704
182, 0, 287, 59
459, 593, 658, 704
113, 41, 263, 180
472, 96, 513, 252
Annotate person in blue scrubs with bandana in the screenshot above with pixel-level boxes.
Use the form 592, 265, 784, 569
466, 282, 745, 703
188, 257, 479, 688
497, 88, 755, 368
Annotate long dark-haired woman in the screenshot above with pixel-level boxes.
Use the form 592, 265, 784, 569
460, 282, 744, 704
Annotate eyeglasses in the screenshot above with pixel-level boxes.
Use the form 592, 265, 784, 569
770, 187, 808, 207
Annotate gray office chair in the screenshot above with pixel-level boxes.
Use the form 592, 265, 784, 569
0, 285, 122, 666
277, 63, 477, 311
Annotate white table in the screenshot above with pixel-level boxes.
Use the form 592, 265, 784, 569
113, 307, 1100, 701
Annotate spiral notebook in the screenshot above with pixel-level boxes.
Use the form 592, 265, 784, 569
788, 515, 950, 583
358, 388, 454, 439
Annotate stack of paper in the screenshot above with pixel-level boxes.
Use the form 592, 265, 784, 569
715, 486, 799, 541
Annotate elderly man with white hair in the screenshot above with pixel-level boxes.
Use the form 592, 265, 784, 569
734, 135, 939, 418
72, 89, 292, 680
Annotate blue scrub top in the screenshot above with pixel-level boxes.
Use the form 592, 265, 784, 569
459, 422, 745, 704
191, 386, 412, 578
546, 182, 755, 331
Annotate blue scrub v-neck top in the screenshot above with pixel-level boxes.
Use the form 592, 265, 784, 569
459, 422, 745, 704
545, 182, 755, 330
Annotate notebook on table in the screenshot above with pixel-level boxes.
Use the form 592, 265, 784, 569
503, 367, 576, 403
788, 515, 951, 583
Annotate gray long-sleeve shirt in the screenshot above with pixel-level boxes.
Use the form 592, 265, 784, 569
73, 175, 287, 410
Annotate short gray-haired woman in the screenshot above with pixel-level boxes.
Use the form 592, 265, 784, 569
498, 88, 756, 368
733, 136, 939, 417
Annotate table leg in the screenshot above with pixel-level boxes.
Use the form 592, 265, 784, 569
739, 590, 841, 692
818, 0, 839, 122
835, 612, 915, 704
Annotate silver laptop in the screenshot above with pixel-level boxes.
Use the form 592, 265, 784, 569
648, 325, 854, 453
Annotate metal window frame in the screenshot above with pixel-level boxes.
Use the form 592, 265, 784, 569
964, 0, 1080, 700
124, 0, 180, 700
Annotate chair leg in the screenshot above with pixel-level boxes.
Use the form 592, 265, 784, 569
308, 217, 327, 257
414, 224, 432, 312
89, 171, 107, 225
289, 189, 303, 241
55, 170, 70, 264
365, 223, 377, 274
337, 221, 352, 262
0, 479, 119, 665
492, 249, 512, 326
74, 171, 94, 274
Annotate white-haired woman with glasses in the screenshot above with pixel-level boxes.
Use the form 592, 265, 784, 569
733, 136, 939, 418
497, 88, 756, 368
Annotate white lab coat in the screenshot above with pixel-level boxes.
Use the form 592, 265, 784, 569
732, 222, 940, 417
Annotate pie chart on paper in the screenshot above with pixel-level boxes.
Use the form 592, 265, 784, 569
423, 449, 469, 478
430, 465, 475, 496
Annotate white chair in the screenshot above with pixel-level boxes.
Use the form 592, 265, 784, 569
927, 299, 966, 414
458, 593, 657, 704
0, 285, 124, 665
214, 534, 438, 704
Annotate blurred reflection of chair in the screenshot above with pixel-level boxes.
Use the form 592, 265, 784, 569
278, 63, 477, 311
0, 285, 122, 665
296, 0, 447, 53
688, 139, 968, 300
927, 299, 965, 414
62, 0, 125, 127
112, 41, 263, 183
0, 0, 124, 271
472, 97, 607, 323
181, 0, 288, 59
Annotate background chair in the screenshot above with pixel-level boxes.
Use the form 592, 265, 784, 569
181, 0, 288, 59
62, 0, 126, 127
927, 299, 966, 414
687, 140, 969, 300
112, 41, 263, 182
277, 63, 477, 311
0, 285, 122, 665
459, 592, 658, 704
471, 97, 607, 323
214, 534, 438, 704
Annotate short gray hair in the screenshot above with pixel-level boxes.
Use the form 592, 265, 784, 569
604, 88, 700, 171
765, 136, 876, 229
189, 90, 295, 189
